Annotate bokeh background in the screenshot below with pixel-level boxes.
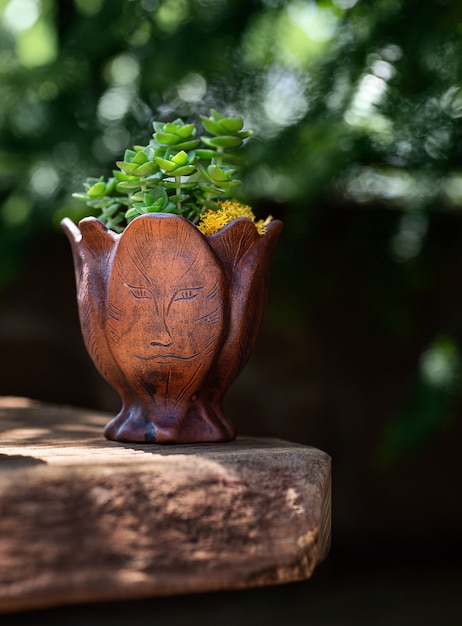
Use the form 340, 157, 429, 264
1, 0, 462, 623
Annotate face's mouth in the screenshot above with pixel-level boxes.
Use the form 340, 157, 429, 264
134, 353, 198, 362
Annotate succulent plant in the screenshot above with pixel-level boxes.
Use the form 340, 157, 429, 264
72, 110, 253, 232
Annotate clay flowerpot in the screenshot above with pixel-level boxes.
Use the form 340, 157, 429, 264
61, 213, 282, 444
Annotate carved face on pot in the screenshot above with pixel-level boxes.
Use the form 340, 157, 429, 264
106, 217, 225, 404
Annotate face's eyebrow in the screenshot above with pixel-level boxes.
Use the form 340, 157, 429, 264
124, 282, 151, 289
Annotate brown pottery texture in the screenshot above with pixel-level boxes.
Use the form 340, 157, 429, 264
61, 214, 282, 444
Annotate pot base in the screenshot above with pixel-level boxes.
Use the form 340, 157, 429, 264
103, 400, 237, 444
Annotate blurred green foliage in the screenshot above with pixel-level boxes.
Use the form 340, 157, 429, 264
1, 0, 461, 275
1, 0, 462, 462
376, 335, 462, 470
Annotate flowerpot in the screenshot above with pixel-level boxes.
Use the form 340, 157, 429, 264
61, 213, 282, 444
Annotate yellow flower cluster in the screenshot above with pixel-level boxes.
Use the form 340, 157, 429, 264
197, 199, 272, 236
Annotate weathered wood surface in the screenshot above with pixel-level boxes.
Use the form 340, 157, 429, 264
0, 397, 331, 613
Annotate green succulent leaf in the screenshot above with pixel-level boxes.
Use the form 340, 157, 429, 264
106, 178, 118, 193
123, 149, 137, 162
155, 132, 182, 145
200, 199, 223, 211
164, 123, 182, 134
87, 181, 107, 198
220, 117, 244, 132
175, 123, 196, 139
216, 179, 240, 189
125, 207, 142, 219
155, 156, 178, 172
200, 115, 225, 136
169, 139, 200, 152
194, 149, 218, 160
132, 151, 149, 165
116, 161, 140, 175
210, 109, 224, 121
113, 171, 137, 182
171, 165, 195, 176
207, 164, 231, 182
171, 150, 189, 166
72, 192, 90, 201
116, 180, 142, 191
133, 162, 158, 177
201, 135, 243, 149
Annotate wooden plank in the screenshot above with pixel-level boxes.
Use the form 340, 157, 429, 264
0, 397, 331, 613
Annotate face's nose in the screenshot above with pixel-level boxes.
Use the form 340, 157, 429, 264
145, 303, 172, 348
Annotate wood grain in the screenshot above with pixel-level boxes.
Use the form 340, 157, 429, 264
0, 397, 331, 613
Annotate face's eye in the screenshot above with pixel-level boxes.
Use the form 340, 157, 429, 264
127, 286, 153, 300
173, 287, 203, 302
